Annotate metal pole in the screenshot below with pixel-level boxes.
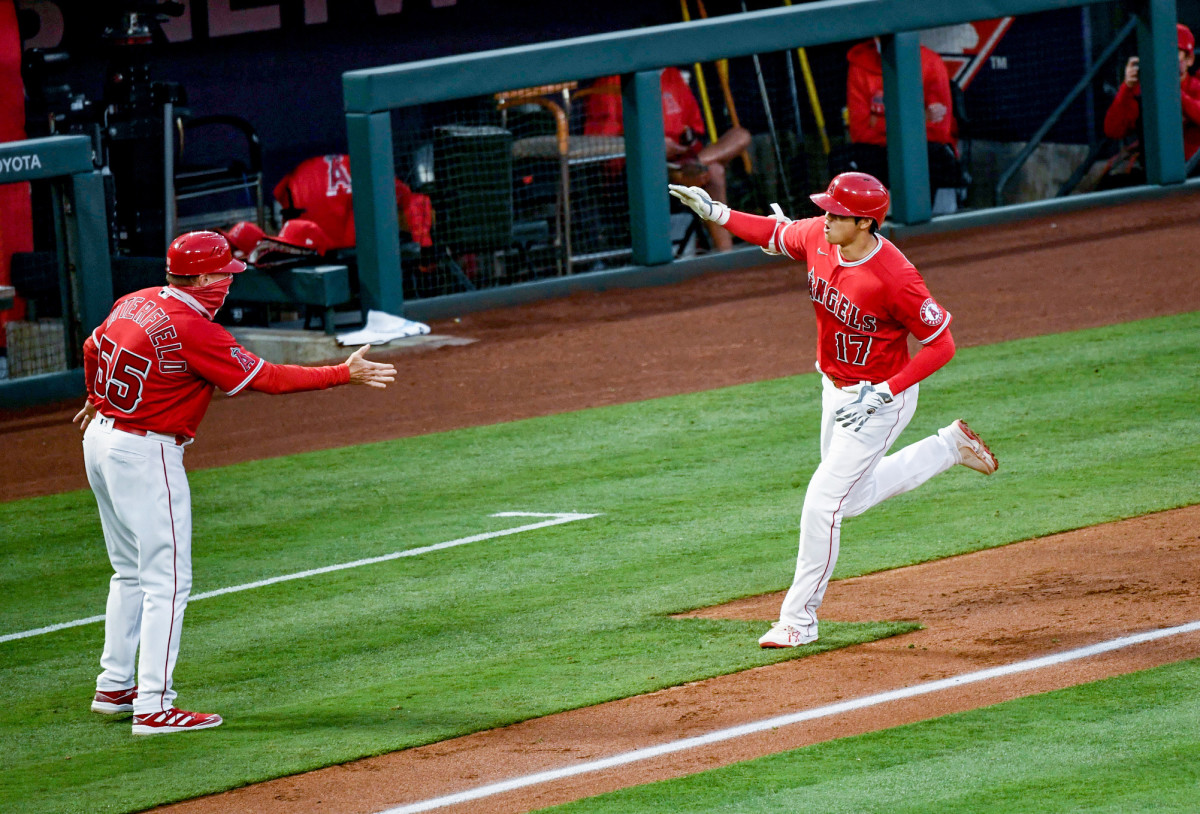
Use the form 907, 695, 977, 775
741, 1, 791, 207
995, 17, 1136, 205
163, 102, 176, 250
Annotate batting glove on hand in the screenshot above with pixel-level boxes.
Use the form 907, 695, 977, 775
668, 184, 731, 225
834, 382, 894, 432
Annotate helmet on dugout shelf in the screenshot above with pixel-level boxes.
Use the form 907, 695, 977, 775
166, 231, 247, 277
810, 172, 890, 227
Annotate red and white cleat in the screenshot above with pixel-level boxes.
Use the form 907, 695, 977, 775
948, 419, 998, 475
132, 708, 223, 735
92, 686, 137, 715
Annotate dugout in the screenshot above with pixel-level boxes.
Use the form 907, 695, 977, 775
343, 0, 1200, 321
4, 0, 1200, 407
0, 135, 111, 409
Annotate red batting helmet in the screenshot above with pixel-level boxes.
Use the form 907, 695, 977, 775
810, 172, 890, 226
166, 231, 247, 277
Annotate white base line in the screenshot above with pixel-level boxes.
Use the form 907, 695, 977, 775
378, 619, 1200, 814
0, 512, 599, 644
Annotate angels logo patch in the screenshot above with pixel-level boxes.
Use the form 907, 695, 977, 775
919, 298, 945, 327
230, 346, 257, 372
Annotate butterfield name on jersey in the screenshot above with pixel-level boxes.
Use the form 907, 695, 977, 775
103, 290, 188, 374
808, 269, 878, 333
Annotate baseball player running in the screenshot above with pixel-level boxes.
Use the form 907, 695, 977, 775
670, 173, 997, 648
75, 231, 396, 734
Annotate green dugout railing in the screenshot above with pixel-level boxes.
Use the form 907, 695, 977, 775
0, 135, 112, 409
344, 0, 1189, 318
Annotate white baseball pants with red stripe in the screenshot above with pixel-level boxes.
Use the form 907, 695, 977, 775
777, 376, 959, 635
84, 416, 192, 716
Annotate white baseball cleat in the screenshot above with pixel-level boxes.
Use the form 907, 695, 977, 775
947, 419, 998, 475
758, 622, 818, 648
132, 708, 223, 735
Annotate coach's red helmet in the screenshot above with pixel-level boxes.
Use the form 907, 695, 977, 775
166, 231, 247, 277
810, 172, 890, 227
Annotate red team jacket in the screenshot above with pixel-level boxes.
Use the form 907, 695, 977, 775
584, 68, 706, 158
1103, 74, 1200, 160
846, 41, 957, 149
84, 286, 348, 438
772, 217, 952, 388
272, 154, 434, 249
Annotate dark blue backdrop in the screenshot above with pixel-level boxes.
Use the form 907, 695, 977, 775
19, 1, 1198, 194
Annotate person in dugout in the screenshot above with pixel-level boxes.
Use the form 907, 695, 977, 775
843, 37, 963, 213
1100, 22, 1200, 187
585, 69, 750, 252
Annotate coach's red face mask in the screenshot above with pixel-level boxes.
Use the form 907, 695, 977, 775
179, 275, 234, 319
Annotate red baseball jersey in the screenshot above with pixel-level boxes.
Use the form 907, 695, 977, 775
776, 217, 951, 384
584, 68, 705, 156
273, 155, 357, 249
272, 154, 435, 248
83, 286, 269, 438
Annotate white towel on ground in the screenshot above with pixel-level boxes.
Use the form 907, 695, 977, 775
336, 310, 431, 346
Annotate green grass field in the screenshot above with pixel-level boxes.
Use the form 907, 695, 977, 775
546, 658, 1200, 813
1, 312, 1197, 814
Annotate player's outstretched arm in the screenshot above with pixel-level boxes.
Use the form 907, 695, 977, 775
345, 344, 397, 389
668, 184, 786, 252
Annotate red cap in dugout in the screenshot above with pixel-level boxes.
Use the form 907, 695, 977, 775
167, 231, 247, 277
1179, 23, 1195, 55
810, 171, 890, 227
220, 220, 266, 257
277, 218, 332, 255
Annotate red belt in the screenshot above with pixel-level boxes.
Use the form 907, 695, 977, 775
111, 419, 190, 446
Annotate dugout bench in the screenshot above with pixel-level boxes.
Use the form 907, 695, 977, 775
229, 264, 355, 335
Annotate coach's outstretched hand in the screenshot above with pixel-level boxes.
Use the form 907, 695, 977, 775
668, 184, 731, 225
345, 345, 397, 388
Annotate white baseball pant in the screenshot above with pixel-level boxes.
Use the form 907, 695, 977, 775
777, 375, 959, 635
83, 415, 192, 716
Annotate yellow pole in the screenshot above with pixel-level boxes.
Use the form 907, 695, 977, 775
782, 0, 831, 154
797, 47, 830, 155
679, 0, 720, 144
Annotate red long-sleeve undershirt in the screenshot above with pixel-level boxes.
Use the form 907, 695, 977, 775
83, 334, 101, 405
724, 209, 778, 246
887, 327, 955, 394
249, 361, 350, 394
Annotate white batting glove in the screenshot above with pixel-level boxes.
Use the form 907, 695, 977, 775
668, 184, 731, 225
762, 202, 792, 256
834, 382, 894, 432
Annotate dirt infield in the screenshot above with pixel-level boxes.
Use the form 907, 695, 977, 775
4, 195, 1200, 813
149, 506, 1200, 814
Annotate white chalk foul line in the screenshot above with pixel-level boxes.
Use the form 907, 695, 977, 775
0, 512, 599, 644
378, 619, 1200, 814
